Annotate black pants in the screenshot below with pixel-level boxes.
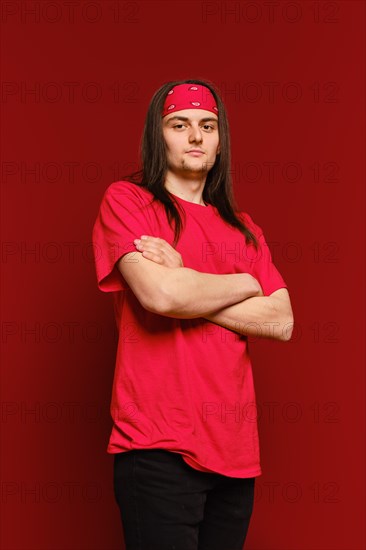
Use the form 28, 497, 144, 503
113, 449, 256, 550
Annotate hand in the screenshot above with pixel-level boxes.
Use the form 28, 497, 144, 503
256, 283, 264, 297
133, 235, 184, 268
240, 273, 264, 299
246, 273, 264, 296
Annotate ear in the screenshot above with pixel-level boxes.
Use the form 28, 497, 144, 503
216, 143, 221, 155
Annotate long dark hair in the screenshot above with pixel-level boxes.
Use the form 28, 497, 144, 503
121, 78, 258, 250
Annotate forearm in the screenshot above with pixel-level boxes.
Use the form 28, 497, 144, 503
203, 294, 294, 341
161, 267, 261, 318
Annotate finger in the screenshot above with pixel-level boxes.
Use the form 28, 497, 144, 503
137, 240, 174, 261
140, 236, 174, 252
141, 250, 163, 263
136, 241, 166, 256
136, 238, 182, 267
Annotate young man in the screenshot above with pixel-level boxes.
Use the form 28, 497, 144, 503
92, 79, 294, 550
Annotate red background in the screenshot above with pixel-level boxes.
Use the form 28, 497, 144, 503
1, 1, 365, 549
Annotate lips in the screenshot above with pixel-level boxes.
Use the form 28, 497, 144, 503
187, 149, 205, 153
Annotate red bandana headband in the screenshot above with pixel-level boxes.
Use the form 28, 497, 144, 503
161, 84, 219, 118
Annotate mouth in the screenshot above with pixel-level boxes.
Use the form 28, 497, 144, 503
186, 150, 205, 155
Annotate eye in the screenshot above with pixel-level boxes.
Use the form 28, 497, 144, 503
171, 123, 216, 131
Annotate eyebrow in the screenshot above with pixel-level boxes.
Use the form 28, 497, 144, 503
165, 116, 218, 124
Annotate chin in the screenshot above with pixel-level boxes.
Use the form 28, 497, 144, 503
182, 161, 208, 173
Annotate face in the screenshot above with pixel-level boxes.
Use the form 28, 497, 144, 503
162, 109, 220, 177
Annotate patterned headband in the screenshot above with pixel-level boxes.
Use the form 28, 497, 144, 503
162, 83, 219, 118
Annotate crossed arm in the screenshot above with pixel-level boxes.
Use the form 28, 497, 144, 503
117, 237, 294, 342
203, 288, 293, 341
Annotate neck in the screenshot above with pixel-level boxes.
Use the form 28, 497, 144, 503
164, 171, 207, 206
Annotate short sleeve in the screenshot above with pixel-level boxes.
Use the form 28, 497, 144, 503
243, 213, 288, 297
92, 181, 153, 292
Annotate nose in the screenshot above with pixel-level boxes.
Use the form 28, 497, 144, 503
188, 123, 203, 143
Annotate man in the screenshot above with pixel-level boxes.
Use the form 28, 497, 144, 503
92, 79, 294, 550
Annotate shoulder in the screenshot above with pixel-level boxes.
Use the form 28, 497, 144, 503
238, 211, 263, 237
101, 181, 156, 215
104, 180, 152, 202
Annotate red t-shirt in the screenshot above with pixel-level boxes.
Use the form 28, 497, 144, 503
92, 180, 287, 478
